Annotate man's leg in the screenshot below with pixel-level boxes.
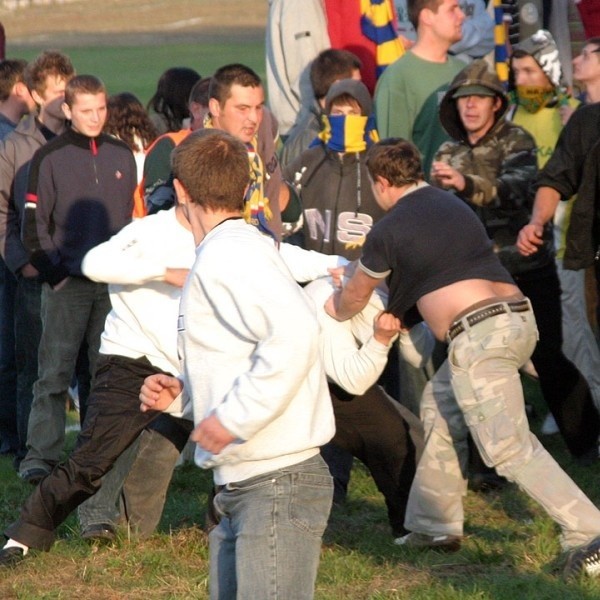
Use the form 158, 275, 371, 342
13, 275, 42, 469
76, 435, 141, 538
449, 307, 600, 550
556, 259, 600, 412
516, 268, 600, 458
209, 454, 333, 599
20, 279, 94, 475
403, 359, 469, 539
331, 386, 418, 537
5, 355, 163, 551
0, 260, 18, 456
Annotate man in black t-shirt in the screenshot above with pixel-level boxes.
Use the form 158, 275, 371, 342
326, 138, 600, 579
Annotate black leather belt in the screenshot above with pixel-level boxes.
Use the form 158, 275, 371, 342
446, 299, 530, 342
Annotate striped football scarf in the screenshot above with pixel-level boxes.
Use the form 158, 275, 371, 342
360, 0, 405, 79
204, 115, 276, 240
493, 0, 508, 86
316, 114, 379, 153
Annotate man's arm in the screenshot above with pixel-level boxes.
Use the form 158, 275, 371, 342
82, 216, 190, 286
516, 186, 561, 256
0, 139, 30, 274
325, 267, 383, 321
21, 149, 68, 285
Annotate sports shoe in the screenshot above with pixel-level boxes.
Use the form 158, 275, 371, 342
81, 522, 116, 543
19, 467, 50, 485
541, 413, 559, 436
564, 535, 600, 579
394, 531, 462, 552
0, 547, 26, 568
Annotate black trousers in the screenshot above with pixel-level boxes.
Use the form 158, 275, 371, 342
5, 354, 165, 550
322, 384, 422, 537
515, 263, 600, 457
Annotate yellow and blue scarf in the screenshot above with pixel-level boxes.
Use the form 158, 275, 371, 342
315, 114, 379, 153
493, 0, 508, 86
204, 115, 276, 240
360, 0, 404, 79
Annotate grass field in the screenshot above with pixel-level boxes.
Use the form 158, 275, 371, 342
2, 3, 600, 597
2, 381, 600, 599
7, 41, 266, 105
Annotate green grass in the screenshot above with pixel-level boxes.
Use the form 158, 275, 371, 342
2, 381, 600, 598
6, 40, 266, 105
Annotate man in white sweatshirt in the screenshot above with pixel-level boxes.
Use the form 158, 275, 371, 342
139, 128, 335, 599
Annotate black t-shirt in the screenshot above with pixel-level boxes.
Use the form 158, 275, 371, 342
359, 185, 514, 319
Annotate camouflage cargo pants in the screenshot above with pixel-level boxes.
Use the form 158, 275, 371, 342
404, 299, 600, 549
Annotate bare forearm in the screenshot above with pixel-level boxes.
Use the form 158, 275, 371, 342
530, 186, 561, 227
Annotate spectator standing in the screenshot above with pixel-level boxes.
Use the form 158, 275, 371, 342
0, 51, 75, 472
146, 67, 201, 135
18, 75, 136, 482
508, 31, 600, 423
375, 0, 466, 175
0, 58, 36, 461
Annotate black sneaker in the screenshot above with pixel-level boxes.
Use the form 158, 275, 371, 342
81, 523, 116, 543
0, 547, 26, 568
564, 535, 600, 579
19, 467, 50, 485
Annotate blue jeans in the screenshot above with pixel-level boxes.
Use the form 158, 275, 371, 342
20, 277, 111, 473
210, 454, 333, 600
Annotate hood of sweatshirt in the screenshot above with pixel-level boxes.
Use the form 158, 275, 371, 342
438, 59, 509, 144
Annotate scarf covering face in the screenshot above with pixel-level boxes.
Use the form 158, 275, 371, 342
204, 115, 275, 240
360, 0, 405, 79
316, 114, 379, 153
515, 85, 556, 113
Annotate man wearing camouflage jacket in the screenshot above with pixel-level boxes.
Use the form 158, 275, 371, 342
431, 59, 600, 462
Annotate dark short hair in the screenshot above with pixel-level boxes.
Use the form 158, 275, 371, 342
209, 64, 262, 105
408, 0, 444, 29
0, 59, 27, 102
171, 128, 249, 212
310, 49, 362, 100
366, 138, 424, 187
147, 67, 201, 132
189, 77, 212, 107
24, 50, 75, 97
64, 74, 106, 108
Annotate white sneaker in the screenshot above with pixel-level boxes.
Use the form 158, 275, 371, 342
541, 413, 559, 436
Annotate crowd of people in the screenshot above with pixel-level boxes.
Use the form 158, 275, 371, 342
1, 0, 600, 596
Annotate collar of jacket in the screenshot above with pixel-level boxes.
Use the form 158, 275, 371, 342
65, 127, 106, 150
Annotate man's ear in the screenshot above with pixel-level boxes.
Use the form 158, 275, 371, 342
374, 175, 391, 191
173, 178, 190, 205
61, 102, 71, 120
208, 97, 220, 119
493, 96, 503, 112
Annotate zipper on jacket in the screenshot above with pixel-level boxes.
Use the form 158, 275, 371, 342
90, 138, 99, 184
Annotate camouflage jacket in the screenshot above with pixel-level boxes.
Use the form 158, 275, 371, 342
435, 61, 553, 275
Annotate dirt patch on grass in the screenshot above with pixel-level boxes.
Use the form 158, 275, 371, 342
1, 0, 266, 47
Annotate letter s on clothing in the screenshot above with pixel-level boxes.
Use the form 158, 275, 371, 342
337, 212, 374, 244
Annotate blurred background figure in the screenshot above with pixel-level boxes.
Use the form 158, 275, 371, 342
146, 67, 201, 135
105, 92, 158, 218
